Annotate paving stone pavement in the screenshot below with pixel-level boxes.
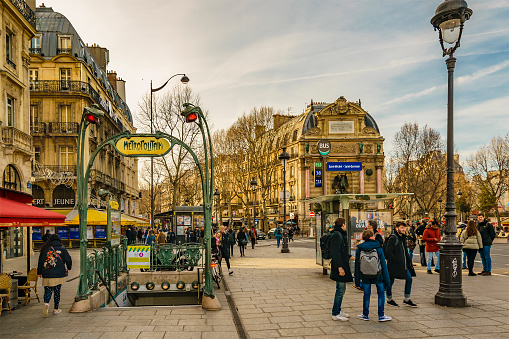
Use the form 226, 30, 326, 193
227, 238, 509, 338
0, 250, 239, 339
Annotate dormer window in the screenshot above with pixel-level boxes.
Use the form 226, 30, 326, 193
57, 35, 72, 54
30, 34, 41, 54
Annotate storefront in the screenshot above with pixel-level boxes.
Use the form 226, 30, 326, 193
0, 187, 66, 273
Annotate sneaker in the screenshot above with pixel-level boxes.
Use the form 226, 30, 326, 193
357, 314, 369, 321
482, 272, 491, 276
403, 299, 417, 307
427, 270, 433, 274
434, 269, 440, 273
332, 314, 348, 321
228, 269, 234, 275
379, 315, 392, 322
387, 300, 399, 307
339, 310, 349, 318
42, 303, 49, 318
53, 309, 62, 315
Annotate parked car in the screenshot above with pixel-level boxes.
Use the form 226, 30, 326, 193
256, 230, 266, 240
267, 228, 276, 239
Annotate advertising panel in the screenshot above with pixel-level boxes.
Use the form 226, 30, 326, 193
57, 227, 68, 240
69, 226, 79, 239
32, 227, 43, 241
126, 245, 151, 269
95, 225, 106, 239
111, 210, 121, 247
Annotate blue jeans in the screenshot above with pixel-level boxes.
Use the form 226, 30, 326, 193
462, 251, 467, 269
427, 251, 440, 271
408, 249, 413, 263
332, 281, 346, 316
361, 282, 385, 318
387, 269, 413, 300
276, 236, 281, 247
479, 245, 492, 272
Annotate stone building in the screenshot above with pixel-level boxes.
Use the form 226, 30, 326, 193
28, 5, 139, 215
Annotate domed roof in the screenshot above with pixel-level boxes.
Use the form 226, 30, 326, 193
364, 113, 380, 133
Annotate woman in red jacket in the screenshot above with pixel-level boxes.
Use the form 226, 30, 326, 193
422, 220, 441, 274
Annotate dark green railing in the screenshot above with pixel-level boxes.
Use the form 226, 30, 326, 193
86, 239, 127, 297
150, 243, 204, 271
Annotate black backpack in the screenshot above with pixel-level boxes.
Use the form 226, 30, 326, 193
320, 232, 333, 259
383, 233, 399, 256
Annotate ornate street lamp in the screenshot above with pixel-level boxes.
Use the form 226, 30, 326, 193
251, 177, 257, 229
431, 0, 472, 307
438, 197, 443, 221
214, 189, 220, 226
150, 74, 189, 230
279, 147, 290, 253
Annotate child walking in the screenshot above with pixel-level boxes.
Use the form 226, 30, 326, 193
354, 229, 392, 322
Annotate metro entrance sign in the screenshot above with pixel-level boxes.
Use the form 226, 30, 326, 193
115, 136, 171, 156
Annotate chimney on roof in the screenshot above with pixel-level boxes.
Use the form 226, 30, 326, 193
107, 71, 118, 91
88, 44, 109, 73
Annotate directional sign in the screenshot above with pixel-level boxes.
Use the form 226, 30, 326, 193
327, 162, 362, 171
115, 136, 171, 156
127, 245, 151, 269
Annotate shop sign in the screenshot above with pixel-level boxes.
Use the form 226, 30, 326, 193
115, 136, 171, 156
327, 162, 362, 171
53, 198, 74, 207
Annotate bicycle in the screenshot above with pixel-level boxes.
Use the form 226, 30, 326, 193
211, 253, 223, 289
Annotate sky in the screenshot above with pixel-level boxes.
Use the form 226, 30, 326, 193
40, 0, 509, 161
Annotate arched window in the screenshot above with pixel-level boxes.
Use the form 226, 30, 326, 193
3, 165, 21, 190
32, 185, 45, 206
53, 184, 75, 207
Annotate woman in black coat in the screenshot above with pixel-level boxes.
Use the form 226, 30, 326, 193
37, 234, 72, 317
219, 226, 234, 275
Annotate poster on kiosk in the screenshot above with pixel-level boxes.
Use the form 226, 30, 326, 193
107, 200, 121, 248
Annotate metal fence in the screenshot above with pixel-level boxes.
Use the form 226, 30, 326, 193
149, 243, 205, 271
86, 239, 128, 293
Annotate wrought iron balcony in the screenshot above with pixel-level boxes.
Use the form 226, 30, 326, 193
48, 122, 78, 134
10, 0, 36, 28
29, 47, 41, 55
6, 57, 16, 69
1, 126, 32, 155
57, 48, 72, 55
30, 122, 46, 134
43, 165, 77, 174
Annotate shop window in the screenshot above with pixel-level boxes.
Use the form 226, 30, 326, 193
3, 164, 21, 190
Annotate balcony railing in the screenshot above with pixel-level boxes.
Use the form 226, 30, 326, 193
30, 122, 46, 134
10, 0, 36, 28
30, 80, 110, 115
41, 165, 77, 175
29, 47, 41, 55
1, 126, 32, 154
6, 57, 16, 69
57, 48, 72, 55
49, 122, 78, 134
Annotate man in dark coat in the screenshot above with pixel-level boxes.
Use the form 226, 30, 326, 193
385, 221, 417, 308
330, 218, 353, 321
414, 221, 427, 266
477, 213, 496, 276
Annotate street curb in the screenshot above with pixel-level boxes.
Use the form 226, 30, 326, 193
222, 277, 248, 339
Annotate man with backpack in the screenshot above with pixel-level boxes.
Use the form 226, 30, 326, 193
355, 229, 392, 322
385, 221, 417, 308
275, 225, 283, 247
329, 218, 353, 321
249, 227, 257, 249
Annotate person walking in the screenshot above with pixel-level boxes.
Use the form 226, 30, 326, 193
167, 229, 176, 244
406, 222, 417, 264
476, 213, 496, 276
275, 225, 283, 248
156, 229, 166, 245
237, 227, 248, 257
330, 218, 353, 321
137, 228, 143, 243
219, 226, 234, 275
385, 221, 417, 308
249, 227, 257, 249
460, 220, 483, 276
414, 221, 427, 266
37, 234, 72, 317
146, 230, 156, 246
355, 229, 392, 322
288, 227, 294, 242
423, 220, 441, 274
226, 227, 236, 256
368, 220, 384, 245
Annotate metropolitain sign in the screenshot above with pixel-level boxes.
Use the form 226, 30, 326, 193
115, 136, 171, 156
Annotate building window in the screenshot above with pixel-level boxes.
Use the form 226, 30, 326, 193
58, 35, 72, 54
34, 146, 41, 163
60, 69, 71, 89
59, 105, 72, 123
29, 69, 39, 89
59, 146, 74, 170
6, 96, 14, 127
3, 165, 21, 190
292, 130, 298, 142
290, 165, 294, 178
5, 33, 15, 68
30, 35, 41, 54
30, 105, 40, 132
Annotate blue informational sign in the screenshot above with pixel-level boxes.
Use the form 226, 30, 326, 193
95, 225, 106, 239
69, 226, 80, 240
327, 162, 362, 171
315, 170, 322, 176
32, 227, 43, 241
57, 227, 68, 240
315, 178, 322, 187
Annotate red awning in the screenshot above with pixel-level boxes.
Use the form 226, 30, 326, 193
0, 197, 66, 227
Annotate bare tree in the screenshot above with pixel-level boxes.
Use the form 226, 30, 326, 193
467, 134, 509, 229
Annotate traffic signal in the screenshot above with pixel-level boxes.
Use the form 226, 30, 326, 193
185, 112, 198, 123
389, 204, 394, 209
181, 103, 200, 123
85, 113, 100, 124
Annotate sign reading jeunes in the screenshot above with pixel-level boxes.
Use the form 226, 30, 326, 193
327, 162, 362, 171
115, 136, 171, 156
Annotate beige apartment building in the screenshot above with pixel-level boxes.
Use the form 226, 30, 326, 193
28, 5, 139, 217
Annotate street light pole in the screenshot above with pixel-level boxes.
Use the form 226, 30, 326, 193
438, 197, 443, 221
279, 147, 290, 253
431, 0, 472, 307
251, 177, 257, 229
150, 74, 189, 229
214, 189, 219, 227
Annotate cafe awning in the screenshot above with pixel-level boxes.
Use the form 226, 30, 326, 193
0, 197, 66, 227
65, 209, 108, 225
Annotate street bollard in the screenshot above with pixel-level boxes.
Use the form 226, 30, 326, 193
281, 227, 290, 253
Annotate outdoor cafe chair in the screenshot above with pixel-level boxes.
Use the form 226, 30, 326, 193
17, 268, 40, 305
0, 273, 13, 315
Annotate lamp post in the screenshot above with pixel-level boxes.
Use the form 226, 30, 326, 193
457, 190, 462, 222
438, 197, 443, 221
214, 189, 219, 227
251, 177, 257, 229
431, 0, 472, 307
150, 74, 189, 230
279, 147, 290, 253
